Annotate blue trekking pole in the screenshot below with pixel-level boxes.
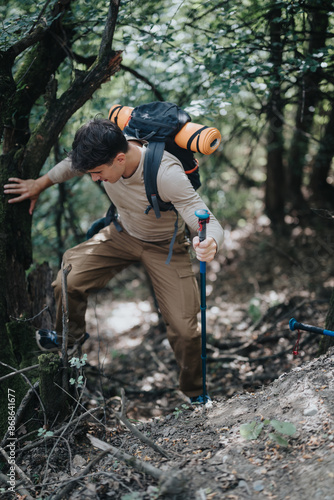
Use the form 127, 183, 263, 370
289, 318, 334, 356
195, 209, 210, 404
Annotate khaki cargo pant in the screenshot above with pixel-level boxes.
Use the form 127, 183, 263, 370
52, 223, 203, 397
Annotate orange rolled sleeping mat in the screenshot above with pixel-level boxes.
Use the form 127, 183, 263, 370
108, 104, 221, 155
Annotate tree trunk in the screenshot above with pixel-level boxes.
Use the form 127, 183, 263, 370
27, 262, 56, 331
309, 104, 334, 206
287, 4, 330, 209
38, 353, 70, 424
319, 288, 334, 355
0, 0, 122, 438
265, 5, 285, 227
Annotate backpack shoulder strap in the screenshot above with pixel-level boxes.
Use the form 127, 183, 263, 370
143, 142, 180, 265
143, 141, 170, 218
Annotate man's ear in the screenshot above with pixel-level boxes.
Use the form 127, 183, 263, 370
115, 152, 126, 163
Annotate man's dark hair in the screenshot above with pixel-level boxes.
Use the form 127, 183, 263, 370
70, 118, 129, 172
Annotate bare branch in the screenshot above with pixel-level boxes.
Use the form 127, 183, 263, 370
99, 0, 121, 58
0, 446, 34, 491
0, 471, 34, 500
0, 361, 47, 433
112, 390, 172, 459
61, 263, 72, 392
0, 363, 39, 382
17, 407, 101, 455
87, 434, 164, 481
7, 23, 48, 60
121, 64, 164, 101
51, 449, 111, 500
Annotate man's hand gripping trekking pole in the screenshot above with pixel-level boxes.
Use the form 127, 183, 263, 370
195, 209, 210, 405
192, 215, 217, 263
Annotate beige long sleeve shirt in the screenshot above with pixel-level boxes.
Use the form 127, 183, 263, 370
48, 145, 224, 250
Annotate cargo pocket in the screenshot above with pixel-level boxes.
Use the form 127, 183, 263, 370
176, 268, 200, 318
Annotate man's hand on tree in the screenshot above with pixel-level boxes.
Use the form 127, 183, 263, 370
4, 175, 54, 214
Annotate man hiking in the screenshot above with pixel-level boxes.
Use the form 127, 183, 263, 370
4, 117, 224, 404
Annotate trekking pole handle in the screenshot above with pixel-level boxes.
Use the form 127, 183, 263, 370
195, 209, 210, 242
289, 318, 334, 338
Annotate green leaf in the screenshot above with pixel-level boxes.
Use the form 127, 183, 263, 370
268, 432, 289, 447
240, 421, 263, 440
270, 420, 296, 436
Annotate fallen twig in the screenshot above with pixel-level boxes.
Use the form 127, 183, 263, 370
50, 449, 111, 500
0, 364, 46, 447
0, 471, 34, 500
0, 363, 39, 382
39, 386, 88, 495
14, 381, 40, 434
110, 389, 171, 459
87, 434, 188, 497
0, 381, 40, 449
87, 434, 164, 480
143, 342, 172, 375
17, 407, 101, 455
0, 446, 33, 485
0, 446, 35, 499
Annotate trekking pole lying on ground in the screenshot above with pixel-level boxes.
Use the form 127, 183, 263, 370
289, 318, 334, 338
195, 209, 210, 404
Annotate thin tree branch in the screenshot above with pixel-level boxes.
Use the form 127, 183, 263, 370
0, 361, 47, 434
0, 364, 39, 382
61, 263, 72, 392
99, 0, 120, 58
7, 24, 48, 60
87, 434, 164, 481
0, 446, 34, 491
111, 390, 171, 459
17, 407, 101, 455
120, 64, 164, 101
50, 449, 111, 500
0, 471, 34, 500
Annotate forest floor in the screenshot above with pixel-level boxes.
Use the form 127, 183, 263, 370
3, 214, 334, 499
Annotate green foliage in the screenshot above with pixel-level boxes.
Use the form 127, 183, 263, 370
240, 418, 297, 447
69, 353, 87, 369
69, 375, 84, 387
2, 0, 331, 260
240, 421, 264, 440
173, 403, 190, 419
37, 427, 54, 438
69, 354, 87, 387
0, 1, 53, 49
270, 419, 297, 436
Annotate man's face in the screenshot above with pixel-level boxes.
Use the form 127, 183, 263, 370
87, 155, 125, 184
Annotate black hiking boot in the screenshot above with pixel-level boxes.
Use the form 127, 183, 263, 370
190, 394, 212, 406
36, 329, 90, 356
